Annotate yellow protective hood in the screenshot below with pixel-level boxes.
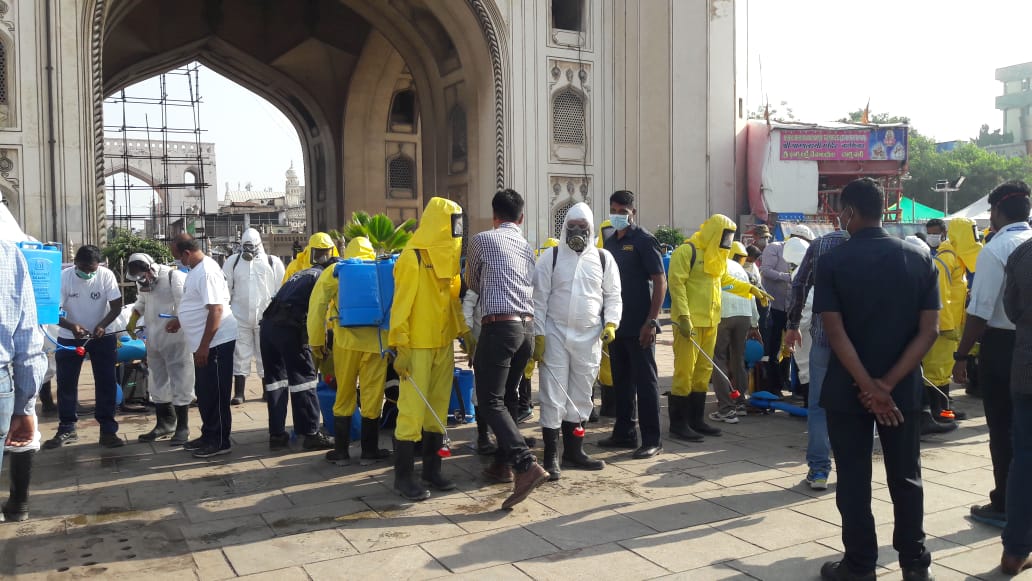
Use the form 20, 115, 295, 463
283, 232, 341, 282
730, 241, 747, 258
343, 236, 375, 260
406, 196, 463, 279
596, 219, 613, 249
947, 217, 982, 273
688, 214, 737, 277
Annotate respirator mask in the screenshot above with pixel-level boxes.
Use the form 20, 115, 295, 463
565, 225, 590, 253
241, 242, 256, 261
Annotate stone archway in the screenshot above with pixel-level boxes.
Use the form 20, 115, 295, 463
85, 0, 508, 242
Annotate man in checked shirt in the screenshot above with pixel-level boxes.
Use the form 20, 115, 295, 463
466, 189, 549, 510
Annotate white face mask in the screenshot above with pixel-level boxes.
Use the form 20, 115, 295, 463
926, 234, 942, 248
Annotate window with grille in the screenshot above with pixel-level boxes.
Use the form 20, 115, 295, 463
388, 155, 416, 199
552, 89, 585, 146
552, 200, 574, 238
0, 42, 7, 105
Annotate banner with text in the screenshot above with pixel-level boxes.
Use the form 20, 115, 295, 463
780, 128, 907, 161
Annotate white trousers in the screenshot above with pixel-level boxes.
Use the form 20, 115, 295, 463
148, 333, 196, 406
233, 324, 264, 377
538, 336, 599, 429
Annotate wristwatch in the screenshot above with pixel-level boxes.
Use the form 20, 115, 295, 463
952, 352, 970, 361
648, 319, 660, 330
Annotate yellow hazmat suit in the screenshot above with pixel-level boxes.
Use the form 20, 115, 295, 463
921, 247, 959, 386
596, 221, 615, 387
284, 232, 339, 283
308, 237, 389, 421
389, 197, 470, 442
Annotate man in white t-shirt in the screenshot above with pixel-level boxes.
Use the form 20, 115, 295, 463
43, 245, 125, 450
171, 234, 238, 458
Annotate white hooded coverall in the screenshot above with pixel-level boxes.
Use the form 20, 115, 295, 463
223, 228, 285, 377
132, 265, 196, 406
533, 203, 623, 429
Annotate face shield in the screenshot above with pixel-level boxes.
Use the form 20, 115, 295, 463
719, 229, 735, 250
451, 212, 464, 238
310, 247, 333, 266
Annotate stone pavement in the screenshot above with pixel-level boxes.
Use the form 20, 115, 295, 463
1, 336, 1025, 581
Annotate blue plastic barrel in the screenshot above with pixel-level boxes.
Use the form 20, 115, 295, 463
662, 251, 672, 309
317, 379, 362, 438
17, 241, 62, 324
336, 256, 397, 329
117, 337, 147, 362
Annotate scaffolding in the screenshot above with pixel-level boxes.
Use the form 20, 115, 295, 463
103, 63, 216, 243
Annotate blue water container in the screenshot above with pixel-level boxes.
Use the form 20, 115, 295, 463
17, 241, 62, 324
335, 256, 397, 329
116, 337, 147, 362
449, 368, 475, 424
316, 379, 361, 438
662, 251, 672, 310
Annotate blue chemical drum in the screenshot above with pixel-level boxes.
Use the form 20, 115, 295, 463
17, 241, 62, 324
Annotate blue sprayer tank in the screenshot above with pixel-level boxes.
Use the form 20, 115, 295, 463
662, 251, 672, 310
335, 256, 397, 329
17, 241, 62, 324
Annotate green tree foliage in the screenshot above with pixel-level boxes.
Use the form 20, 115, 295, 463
654, 226, 685, 249
330, 212, 417, 256
102, 227, 174, 302
837, 109, 911, 125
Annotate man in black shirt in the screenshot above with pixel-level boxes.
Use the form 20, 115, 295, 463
598, 190, 667, 459
813, 178, 939, 581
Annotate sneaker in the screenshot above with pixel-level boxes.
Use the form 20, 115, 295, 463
193, 443, 231, 458
43, 431, 79, 450
99, 433, 125, 448
269, 432, 290, 450
807, 470, 829, 490
708, 409, 740, 424
302, 431, 335, 451
182, 437, 205, 451
970, 503, 1007, 528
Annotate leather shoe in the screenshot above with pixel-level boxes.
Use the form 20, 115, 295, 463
1002, 552, 1032, 575
820, 561, 875, 581
502, 462, 548, 510
901, 566, 934, 580
632, 445, 663, 459
597, 435, 638, 449
482, 462, 514, 483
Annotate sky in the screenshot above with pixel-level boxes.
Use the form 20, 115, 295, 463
103, 0, 1032, 216
746, 0, 1032, 140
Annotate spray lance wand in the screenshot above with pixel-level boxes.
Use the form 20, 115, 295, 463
670, 320, 742, 400
386, 349, 453, 458
921, 375, 957, 420
538, 361, 588, 437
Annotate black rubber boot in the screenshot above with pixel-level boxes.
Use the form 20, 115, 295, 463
394, 440, 430, 501
139, 402, 177, 442
599, 385, 616, 417
2, 450, 34, 522
688, 392, 721, 437
920, 409, 957, 435
169, 405, 190, 445
668, 395, 704, 442
937, 384, 966, 421
588, 384, 600, 423
542, 427, 561, 481
325, 416, 352, 466
475, 406, 497, 455
560, 421, 604, 470
39, 381, 56, 414
231, 375, 246, 405
420, 431, 456, 491
359, 417, 392, 465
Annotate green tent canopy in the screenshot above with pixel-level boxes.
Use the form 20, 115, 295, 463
888, 197, 945, 222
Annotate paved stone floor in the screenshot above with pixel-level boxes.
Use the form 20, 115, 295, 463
2, 338, 1027, 580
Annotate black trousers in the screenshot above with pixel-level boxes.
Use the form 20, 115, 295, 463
609, 336, 661, 447
196, 341, 236, 449
764, 308, 789, 392
260, 322, 321, 437
980, 328, 1016, 511
828, 409, 929, 573
474, 320, 535, 470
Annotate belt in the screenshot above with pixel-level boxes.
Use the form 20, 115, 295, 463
481, 314, 533, 325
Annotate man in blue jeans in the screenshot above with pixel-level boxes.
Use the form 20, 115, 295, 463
0, 237, 47, 522
785, 230, 848, 490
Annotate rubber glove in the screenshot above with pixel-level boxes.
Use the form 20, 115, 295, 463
749, 285, 773, 307
676, 315, 693, 338
461, 330, 477, 360
600, 322, 617, 345
533, 335, 546, 362
312, 344, 326, 367
393, 347, 413, 379
127, 310, 141, 340
524, 359, 536, 380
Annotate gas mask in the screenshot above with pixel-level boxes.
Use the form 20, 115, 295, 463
566, 225, 590, 253
719, 229, 735, 250
451, 213, 464, 238
136, 271, 158, 292
311, 249, 333, 266
926, 234, 942, 248
241, 242, 256, 261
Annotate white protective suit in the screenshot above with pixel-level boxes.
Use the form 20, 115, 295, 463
223, 228, 285, 377
132, 264, 195, 406
533, 203, 623, 429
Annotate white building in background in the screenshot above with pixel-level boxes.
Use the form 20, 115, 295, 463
4, 0, 749, 251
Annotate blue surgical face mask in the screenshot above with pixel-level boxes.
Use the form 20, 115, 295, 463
175, 259, 190, 273
75, 268, 97, 280
609, 214, 631, 231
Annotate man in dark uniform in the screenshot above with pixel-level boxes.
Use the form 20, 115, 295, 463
598, 190, 667, 459
814, 178, 939, 581
260, 232, 337, 452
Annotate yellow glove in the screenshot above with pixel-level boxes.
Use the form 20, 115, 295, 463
127, 310, 141, 340
750, 285, 773, 307
461, 330, 477, 360
676, 315, 693, 338
393, 347, 413, 380
524, 359, 536, 380
601, 322, 617, 345
311, 344, 326, 367
533, 335, 546, 362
